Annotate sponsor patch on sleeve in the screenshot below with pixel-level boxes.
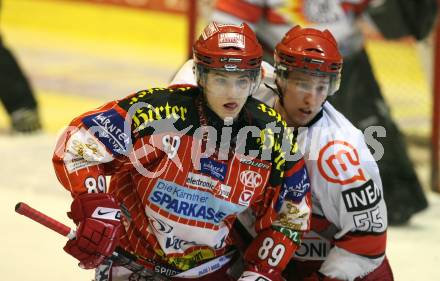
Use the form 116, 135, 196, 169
276, 162, 310, 211
82, 109, 130, 155
64, 128, 114, 172
342, 179, 382, 212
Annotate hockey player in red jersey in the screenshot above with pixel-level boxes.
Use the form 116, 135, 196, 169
52, 22, 311, 281
171, 25, 394, 281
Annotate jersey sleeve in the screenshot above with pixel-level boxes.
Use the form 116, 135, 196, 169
243, 122, 312, 275
52, 100, 131, 196
52, 88, 173, 196
313, 131, 388, 279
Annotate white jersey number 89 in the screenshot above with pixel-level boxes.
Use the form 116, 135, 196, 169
257, 237, 286, 267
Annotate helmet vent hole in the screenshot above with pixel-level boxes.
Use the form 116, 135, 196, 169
249, 58, 262, 66
222, 47, 242, 51
304, 48, 324, 54
195, 54, 213, 65
330, 63, 342, 71
279, 53, 295, 64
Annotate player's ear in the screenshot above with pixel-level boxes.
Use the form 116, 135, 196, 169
275, 76, 282, 91
198, 75, 206, 88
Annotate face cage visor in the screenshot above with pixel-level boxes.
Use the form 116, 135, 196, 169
275, 64, 341, 96
195, 63, 262, 98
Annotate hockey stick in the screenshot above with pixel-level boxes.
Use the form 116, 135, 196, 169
15, 202, 170, 281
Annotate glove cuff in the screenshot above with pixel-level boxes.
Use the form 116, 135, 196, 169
70, 193, 120, 225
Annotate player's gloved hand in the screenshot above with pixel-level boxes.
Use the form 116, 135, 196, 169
64, 193, 121, 269
303, 272, 343, 281
240, 229, 294, 281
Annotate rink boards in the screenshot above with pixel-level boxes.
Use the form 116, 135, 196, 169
0, 0, 432, 136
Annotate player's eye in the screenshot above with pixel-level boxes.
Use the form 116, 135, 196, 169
236, 78, 250, 89
316, 84, 329, 94
295, 81, 311, 91
214, 77, 227, 85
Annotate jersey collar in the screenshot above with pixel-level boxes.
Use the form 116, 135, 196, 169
305, 105, 324, 128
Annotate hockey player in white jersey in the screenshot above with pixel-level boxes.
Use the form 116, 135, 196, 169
204, 0, 429, 226
170, 25, 393, 281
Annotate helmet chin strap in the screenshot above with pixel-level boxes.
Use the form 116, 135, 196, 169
265, 81, 284, 104
265, 80, 291, 125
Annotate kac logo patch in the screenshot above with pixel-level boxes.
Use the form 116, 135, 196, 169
240, 170, 262, 188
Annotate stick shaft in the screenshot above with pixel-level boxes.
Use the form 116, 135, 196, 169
14, 202, 169, 280
15, 202, 73, 237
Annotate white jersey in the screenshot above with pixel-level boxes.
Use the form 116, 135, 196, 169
293, 102, 387, 280
170, 60, 388, 280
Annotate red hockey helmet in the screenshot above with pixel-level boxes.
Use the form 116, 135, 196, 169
274, 25, 343, 95
193, 22, 263, 95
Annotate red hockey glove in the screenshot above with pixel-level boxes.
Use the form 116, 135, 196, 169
243, 228, 297, 280
303, 272, 343, 281
64, 193, 121, 269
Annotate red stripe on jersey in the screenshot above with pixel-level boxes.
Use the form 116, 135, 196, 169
266, 8, 289, 24
283, 159, 306, 178
335, 231, 387, 258
169, 84, 196, 89
215, 0, 264, 23
310, 214, 332, 233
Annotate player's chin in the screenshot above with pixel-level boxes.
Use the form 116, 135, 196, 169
222, 105, 243, 118
220, 113, 239, 120
295, 111, 314, 126
220, 110, 240, 120
293, 116, 310, 127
